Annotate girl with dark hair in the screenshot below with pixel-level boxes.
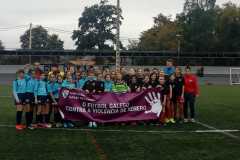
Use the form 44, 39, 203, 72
129, 75, 141, 92
104, 74, 113, 92
149, 73, 159, 88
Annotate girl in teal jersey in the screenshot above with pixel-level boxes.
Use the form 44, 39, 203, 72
47, 74, 63, 127
25, 70, 36, 129
13, 69, 27, 130
77, 71, 87, 89
104, 74, 113, 92
34, 73, 50, 128
62, 75, 76, 128
62, 75, 77, 89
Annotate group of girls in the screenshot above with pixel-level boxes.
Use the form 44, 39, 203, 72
13, 59, 198, 130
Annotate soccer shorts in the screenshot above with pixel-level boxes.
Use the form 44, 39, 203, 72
37, 96, 49, 105
25, 92, 35, 104
15, 93, 26, 105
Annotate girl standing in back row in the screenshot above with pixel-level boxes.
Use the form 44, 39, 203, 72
34, 73, 51, 128
172, 67, 185, 122
183, 67, 199, 123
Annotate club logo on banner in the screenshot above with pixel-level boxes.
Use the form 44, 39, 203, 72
59, 88, 163, 123
62, 89, 70, 99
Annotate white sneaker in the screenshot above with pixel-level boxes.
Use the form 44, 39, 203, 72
56, 123, 63, 128
190, 119, 196, 123
184, 119, 189, 123
92, 122, 97, 128
88, 122, 93, 128
27, 125, 35, 130
45, 123, 52, 128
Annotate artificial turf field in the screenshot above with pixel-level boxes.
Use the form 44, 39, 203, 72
0, 85, 240, 160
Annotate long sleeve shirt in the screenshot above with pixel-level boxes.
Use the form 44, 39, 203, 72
26, 78, 36, 93
34, 80, 48, 96
13, 79, 27, 101
77, 78, 87, 89
184, 74, 199, 96
104, 80, 113, 92
62, 80, 76, 89
47, 82, 61, 99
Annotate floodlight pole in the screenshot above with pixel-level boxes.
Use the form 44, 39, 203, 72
29, 23, 32, 64
176, 34, 182, 64
115, 0, 121, 71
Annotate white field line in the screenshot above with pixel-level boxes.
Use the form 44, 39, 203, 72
0, 96, 12, 98
0, 124, 239, 135
0, 98, 239, 138
213, 102, 238, 110
196, 121, 240, 140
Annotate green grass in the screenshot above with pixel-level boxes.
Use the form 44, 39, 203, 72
0, 128, 98, 160
95, 132, 240, 160
0, 85, 12, 97
197, 85, 240, 129
0, 85, 240, 160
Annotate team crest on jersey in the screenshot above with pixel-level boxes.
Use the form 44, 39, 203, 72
62, 90, 70, 99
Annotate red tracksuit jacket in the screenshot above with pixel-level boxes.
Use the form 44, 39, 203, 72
184, 74, 199, 96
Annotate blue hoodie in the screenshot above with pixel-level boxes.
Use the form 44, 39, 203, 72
163, 66, 175, 76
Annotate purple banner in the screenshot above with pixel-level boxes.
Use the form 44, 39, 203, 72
59, 88, 163, 123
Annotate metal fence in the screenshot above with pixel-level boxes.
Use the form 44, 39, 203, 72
1, 50, 240, 66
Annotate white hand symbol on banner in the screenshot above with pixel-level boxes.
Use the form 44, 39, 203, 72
144, 92, 162, 117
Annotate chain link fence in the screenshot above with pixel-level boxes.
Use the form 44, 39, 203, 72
1, 50, 240, 66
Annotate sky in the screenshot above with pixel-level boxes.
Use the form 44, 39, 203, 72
0, 0, 239, 49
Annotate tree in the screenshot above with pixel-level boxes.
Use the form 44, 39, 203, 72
177, 4, 217, 51
215, 2, 240, 51
46, 34, 64, 50
138, 14, 178, 51
127, 40, 139, 50
137, 1, 240, 52
136, 0, 240, 52
20, 26, 64, 50
20, 26, 48, 49
179, 1, 240, 52
0, 40, 4, 50
184, 0, 216, 13
153, 13, 172, 27
72, 0, 123, 50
